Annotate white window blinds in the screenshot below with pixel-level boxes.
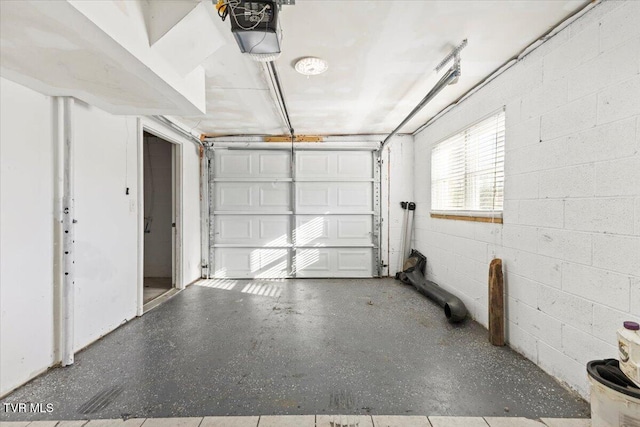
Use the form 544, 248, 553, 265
431, 110, 505, 213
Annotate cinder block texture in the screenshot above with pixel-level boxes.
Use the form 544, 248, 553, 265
412, 0, 640, 399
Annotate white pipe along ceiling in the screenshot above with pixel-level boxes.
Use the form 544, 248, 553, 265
0, 0, 591, 138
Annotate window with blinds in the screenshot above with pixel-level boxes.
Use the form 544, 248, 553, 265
431, 110, 505, 215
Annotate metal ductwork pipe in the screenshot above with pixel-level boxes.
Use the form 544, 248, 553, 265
399, 250, 468, 323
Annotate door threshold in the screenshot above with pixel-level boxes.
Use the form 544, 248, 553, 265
143, 288, 180, 314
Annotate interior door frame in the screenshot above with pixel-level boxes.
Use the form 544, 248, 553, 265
137, 118, 184, 316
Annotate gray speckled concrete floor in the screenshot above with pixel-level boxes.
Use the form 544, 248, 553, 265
0, 278, 589, 422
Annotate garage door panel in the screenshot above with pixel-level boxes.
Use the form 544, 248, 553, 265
296, 250, 330, 271
260, 218, 290, 244
259, 186, 290, 207
217, 216, 253, 241
294, 216, 329, 246
218, 184, 252, 209
297, 151, 372, 179
297, 182, 372, 213
215, 150, 290, 179
295, 248, 372, 278
215, 215, 289, 245
336, 152, 372, 179
337, 185, 371, 209
298, 187, 329, 207
214, 248, 289, 278
210, 147, 378, 279
298, 153, 330, 176
337, 250, 371, 271
215, 182, 291, 212
259, 152, 290, 176
217, 152, 252, 177
295, 215, 372, 246
336, 216, 372, 242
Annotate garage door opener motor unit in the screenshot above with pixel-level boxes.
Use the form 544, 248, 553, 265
216, 0, 288, 61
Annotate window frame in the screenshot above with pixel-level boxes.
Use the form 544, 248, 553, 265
430, 108, 505, 223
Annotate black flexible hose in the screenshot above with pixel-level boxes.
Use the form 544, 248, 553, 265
400, 250, 468, 323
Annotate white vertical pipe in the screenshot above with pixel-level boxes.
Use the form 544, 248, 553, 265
289, 143, 296, 277
61, 97, 75, 366
136, 120, 144, 316
200, 146, 210, 279
53, 97, 64, 363
174, 144, 184, 289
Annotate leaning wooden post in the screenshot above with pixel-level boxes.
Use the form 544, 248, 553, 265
488, 258, 505, 346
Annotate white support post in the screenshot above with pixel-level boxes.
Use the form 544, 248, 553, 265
61, 97, 75, 367
200, 145, 210, 279
136, 119, 144, 316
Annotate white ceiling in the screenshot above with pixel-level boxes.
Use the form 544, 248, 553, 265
0, 0, 589, 137
176, 0, 589, 136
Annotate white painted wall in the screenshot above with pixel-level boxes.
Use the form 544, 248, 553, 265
182, 141, 202, 284
380, 135, 415, 277
143, 135, 173, 278
412, 0, 640, 397
0, 80, 203, 395
72, 102, 139, 350
0, 78, 56, 396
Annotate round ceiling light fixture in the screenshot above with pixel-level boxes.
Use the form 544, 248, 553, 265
294, 57, 328, 76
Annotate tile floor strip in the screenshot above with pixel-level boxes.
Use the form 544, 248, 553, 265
371, 415, 432, 427
200, 416, 260, 427
0, 416, 595, 427
316, 415, 374, 427
429, 417, 489, 427
485, 418, 546, 427
140, 418, 202, 427
85, 419, 146, 426
257, 415, 315, 427
539, 419, 592, 427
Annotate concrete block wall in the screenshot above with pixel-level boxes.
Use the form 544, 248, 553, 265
412, 0, 640, 397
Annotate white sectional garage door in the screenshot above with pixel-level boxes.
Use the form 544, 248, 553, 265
208, 144, 380, 279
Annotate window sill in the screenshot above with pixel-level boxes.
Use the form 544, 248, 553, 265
430, 211, 503, 224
